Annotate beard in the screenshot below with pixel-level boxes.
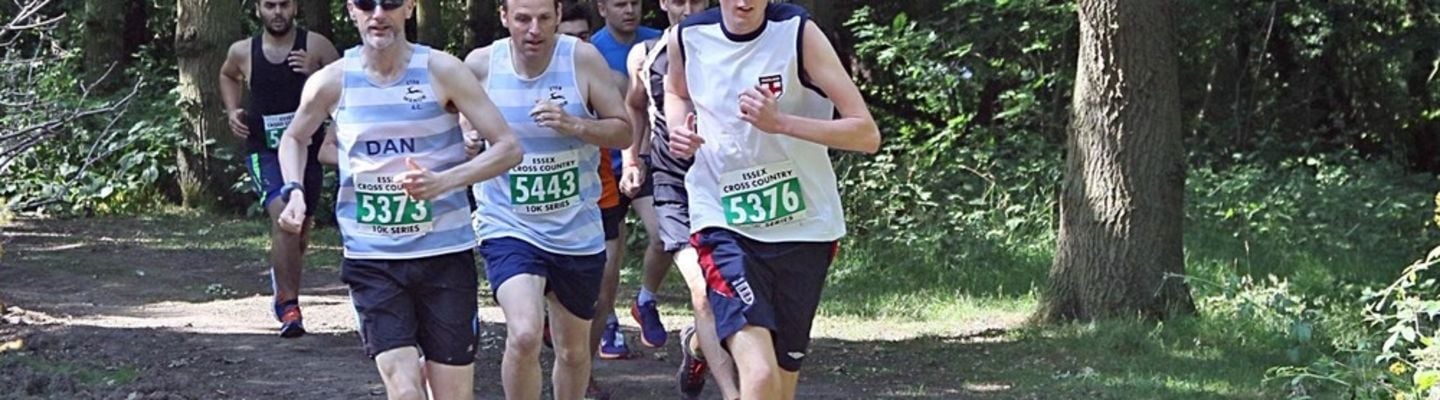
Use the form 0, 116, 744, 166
364, 31, 397, 50
265, 19, 294, 36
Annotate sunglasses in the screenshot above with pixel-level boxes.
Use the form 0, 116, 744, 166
351, 0, 405, 12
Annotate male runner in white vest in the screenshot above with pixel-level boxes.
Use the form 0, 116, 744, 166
665, 1, 881, 398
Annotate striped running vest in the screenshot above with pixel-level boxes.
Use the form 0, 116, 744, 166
472, 35, 606, 256
678, 4, 845, 243
332, 44, 475, 260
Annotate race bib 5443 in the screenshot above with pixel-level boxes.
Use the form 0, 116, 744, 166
509, 150, 581, 214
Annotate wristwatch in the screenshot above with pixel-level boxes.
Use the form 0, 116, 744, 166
279, 181, 304, 200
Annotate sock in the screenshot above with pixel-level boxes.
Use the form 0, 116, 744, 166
607, 313, 619, 325
638, 287, 656, 305
274, 298, 298, 321
688, 331, 706, 361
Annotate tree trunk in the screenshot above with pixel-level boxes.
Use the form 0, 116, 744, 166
416, 0, 443, 48
83, 0, 128, 91
464, 0, 499, 50
1039, 0, 1193, 322
175, 0, 244, 209
299, 0, 334, 39
123, 0, 150, 64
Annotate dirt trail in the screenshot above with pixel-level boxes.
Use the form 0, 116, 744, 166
0, 216, 1012, 399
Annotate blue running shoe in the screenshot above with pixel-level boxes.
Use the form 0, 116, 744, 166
631, 299, 667, 348
598, 319, 629, 359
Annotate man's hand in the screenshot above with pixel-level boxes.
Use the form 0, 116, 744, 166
277, 192, 307, 234
619, 158, 647, 198
668, 112, 703, 159
739, 85, 785, 134
228, 108, 250, 138
460, 117, 484, 159
530, 100, 579, 136
396, 157, 451, 201
288, 49, 316, 75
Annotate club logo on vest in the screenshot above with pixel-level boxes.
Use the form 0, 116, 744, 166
404, 86, 427, 104
547, 86, 568, 107
759, 74, 784, 96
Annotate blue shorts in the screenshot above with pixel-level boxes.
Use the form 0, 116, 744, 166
246, 151, 323, 215
692, 228, 838, 372
342, 250, 479, 366
480, 237, 606, 320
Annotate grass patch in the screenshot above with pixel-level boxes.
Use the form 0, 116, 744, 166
0, 353, 139, 386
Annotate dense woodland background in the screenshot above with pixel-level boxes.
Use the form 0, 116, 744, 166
7, 0, 1440, 397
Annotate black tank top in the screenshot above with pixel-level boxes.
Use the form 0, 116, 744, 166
643, 38, 692, 184
245, 28, 323, 154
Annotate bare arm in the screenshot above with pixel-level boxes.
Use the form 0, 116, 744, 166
316, 124, 338, 165
663, 31, 701, 158
623, 42, 651, 163
569, 43, 632, 149
218, 40, 250, 138
309, 32, 343, 69
771, 22, 879, 153
424, 52, 522, 193
275, 63, 342, 232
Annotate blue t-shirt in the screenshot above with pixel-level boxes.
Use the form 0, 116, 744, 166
591, 25, 663, 177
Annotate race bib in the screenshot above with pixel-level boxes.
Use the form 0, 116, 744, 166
719, 161, 807, 227
262, 112, 295, 150
354, 173, 434, 236
509, 150, 581, 214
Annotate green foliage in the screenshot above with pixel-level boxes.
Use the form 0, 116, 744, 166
841, 2, 1070, 249
1, 50, 184, 215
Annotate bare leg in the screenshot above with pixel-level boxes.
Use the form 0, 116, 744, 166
496, 275, 547, 400
425, 361, 475, 400
631, 197, 668, 295
675, 247, 740, 399
589, 230, 626, 358
727, 326, 782, 400
548, 294, 593, 400
264, 199, 307, 306
374, 347, 427, 400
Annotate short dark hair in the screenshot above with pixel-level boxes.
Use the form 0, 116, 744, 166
502, 0, 565, 10
562, 2, 593, 23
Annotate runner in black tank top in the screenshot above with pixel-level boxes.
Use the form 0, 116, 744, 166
244, 27, 324, 154
218, 0, 341, 340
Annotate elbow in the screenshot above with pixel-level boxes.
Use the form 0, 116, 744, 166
501, 141, 524, 169
611, 124, 635, 149
857, 122, 881, 154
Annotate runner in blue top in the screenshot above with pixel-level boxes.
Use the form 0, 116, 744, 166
274, 0, 523, 397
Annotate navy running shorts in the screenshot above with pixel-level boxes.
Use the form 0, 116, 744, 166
479, 237, 606, 320
692, 228, 838, 372
341, 250, 479, 366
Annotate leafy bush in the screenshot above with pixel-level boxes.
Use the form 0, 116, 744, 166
1, 50, 183, 215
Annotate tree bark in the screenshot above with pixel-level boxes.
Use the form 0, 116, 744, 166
175, 0, 244, 209
1039, 0, 1193, 322
464, 0, 499, 50
299, 0, 334, 39
83, 0, 128, 91
123, 0, 150, 64
416, 0, 443, 48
